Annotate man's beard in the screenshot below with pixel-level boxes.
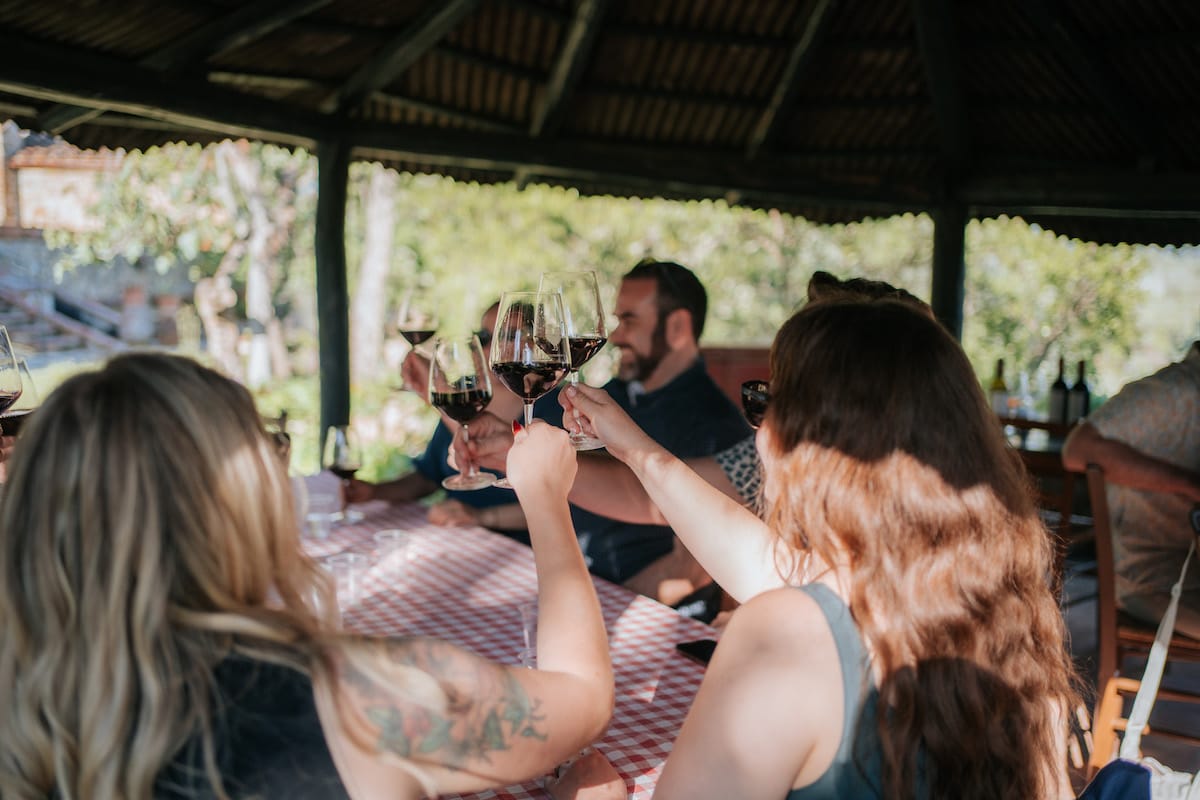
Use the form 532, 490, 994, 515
618, 323, 670, 382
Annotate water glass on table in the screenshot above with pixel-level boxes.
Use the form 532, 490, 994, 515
324, 552, 370, 614
372, 529, 410, 571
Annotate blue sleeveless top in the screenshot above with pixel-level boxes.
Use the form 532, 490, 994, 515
785, 584, 884, 799
156, 655, 350, 799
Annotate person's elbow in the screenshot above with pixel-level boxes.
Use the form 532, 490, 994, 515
571, 665, 615, 744
1061, 421, 1101, 473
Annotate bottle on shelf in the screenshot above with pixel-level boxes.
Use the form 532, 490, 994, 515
1015, 371, 1034, 419
1048, 357, 1069, 425
1067, 360, 1090, 425
989, 358, 1009, 417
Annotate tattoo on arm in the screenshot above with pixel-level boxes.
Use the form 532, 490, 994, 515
340, 638, 548, 770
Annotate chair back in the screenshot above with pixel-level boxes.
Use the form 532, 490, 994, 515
1086, 464, 1120, 687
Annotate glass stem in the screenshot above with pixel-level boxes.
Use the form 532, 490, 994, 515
462, 424, 478, 478
524, 402, 535, 428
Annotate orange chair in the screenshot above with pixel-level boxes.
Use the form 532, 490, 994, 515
1084, 464, 1200, 775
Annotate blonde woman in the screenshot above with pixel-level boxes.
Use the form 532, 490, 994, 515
0, 353, 611, 800
554, 299, 1080, 798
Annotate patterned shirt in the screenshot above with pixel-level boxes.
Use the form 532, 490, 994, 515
1087, 341, 1200, 637
714, 434, 763, 505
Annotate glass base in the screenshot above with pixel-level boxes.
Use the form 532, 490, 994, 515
570, 432, 606, 451
493, 477, 514, 489
442, 472, 497, 491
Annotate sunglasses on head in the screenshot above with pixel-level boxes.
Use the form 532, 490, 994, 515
741, 380, 770, 428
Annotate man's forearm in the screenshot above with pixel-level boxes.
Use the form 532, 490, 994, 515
1063, 422, 1200, 500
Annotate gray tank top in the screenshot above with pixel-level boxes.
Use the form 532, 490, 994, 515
785, 583, 884, 799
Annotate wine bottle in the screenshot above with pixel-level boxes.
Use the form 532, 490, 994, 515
1049, 357, 1069, 425
1067, 360, 1090, 425
989, 358, 1009, 417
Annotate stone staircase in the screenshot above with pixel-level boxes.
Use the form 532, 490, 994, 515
0, 285, 125, 364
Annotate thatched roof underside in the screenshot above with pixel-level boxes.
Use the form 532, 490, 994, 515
0, 0, 1197, 245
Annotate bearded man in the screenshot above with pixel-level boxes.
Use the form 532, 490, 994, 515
563, 259, 752, 587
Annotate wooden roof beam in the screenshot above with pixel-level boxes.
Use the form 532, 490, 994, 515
912, 0, 970, 180
0, 33, 330, 146
327, 0, 482, 114
530, 0, 611, 138
746, 0, 838, 159
1016, 0, 1168, 170
351, 122, 926, 214
205, 70, 525, 133
964, 170, 1200, 218
141, 0, 335, 72
35, 0, 333, 134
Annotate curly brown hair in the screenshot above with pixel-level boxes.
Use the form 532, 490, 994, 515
761, 299, 1079, 799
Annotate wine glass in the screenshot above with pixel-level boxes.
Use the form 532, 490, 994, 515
539, 270, 607, 450
429, 334, 496, 491
14, 360, 38, 408
0, 326, 23, 418
323, 425, 362, 481
489, 291, 570, 487
395, 289, 440, 355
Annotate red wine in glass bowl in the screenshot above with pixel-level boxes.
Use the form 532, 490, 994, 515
430, 388, 492, 424
0, 390, 20, 415
430, 335, 497, 491
537, 271, 608, 449
399, 328, 437, 347
491, 362, 570, 402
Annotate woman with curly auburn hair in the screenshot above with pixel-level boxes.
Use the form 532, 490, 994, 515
0, 353, 611, 800
555, 298, 1080, 799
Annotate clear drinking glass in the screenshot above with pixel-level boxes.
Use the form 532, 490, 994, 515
429, 334, 496, 490
489, 292, 570, 488
538, 271, 607, 450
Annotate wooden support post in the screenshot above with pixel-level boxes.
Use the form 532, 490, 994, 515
315, 137, 351, 443
929, 202, 966, 340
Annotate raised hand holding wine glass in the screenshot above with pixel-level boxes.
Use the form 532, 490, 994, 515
429, 334, 496, 491
538, 270, 608, 450
489, 291, 571, 488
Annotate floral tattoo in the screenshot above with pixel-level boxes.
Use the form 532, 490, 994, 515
340, 638, 548, 769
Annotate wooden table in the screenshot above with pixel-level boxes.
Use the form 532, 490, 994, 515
304, 501, 715, 800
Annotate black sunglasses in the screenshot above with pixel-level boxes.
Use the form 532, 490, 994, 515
741, 380, 770, 428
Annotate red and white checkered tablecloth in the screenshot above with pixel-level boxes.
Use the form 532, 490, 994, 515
304, 501, 716, 800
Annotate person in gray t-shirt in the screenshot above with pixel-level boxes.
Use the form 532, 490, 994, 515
1063, 341, 1200, 638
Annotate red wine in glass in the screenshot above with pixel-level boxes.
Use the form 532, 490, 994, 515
489, 291, 570, 487
567, 335, 607, 372
430, 388, 492, 424
491, 362, 570, 402
399, 328, 437, 347
0, 390, 20, 415
538, 271, 608, 450
430, 335, 496, 491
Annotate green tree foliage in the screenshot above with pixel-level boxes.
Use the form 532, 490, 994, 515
43, 144, 1179, 474
963, 216, 1149, 404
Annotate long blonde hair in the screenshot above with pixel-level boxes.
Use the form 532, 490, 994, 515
0, 353, 333, 800
761, 300, 1079, 799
